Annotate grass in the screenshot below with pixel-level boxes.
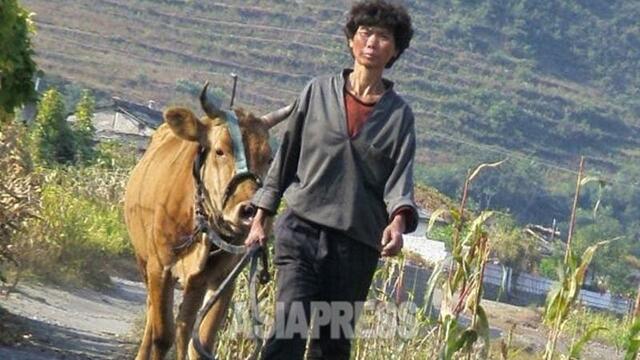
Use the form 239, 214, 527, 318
564, 307, 631, 350
11, 164, 133, 287
0, 122, 135, 289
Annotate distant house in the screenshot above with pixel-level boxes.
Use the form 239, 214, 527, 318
110, 97, 163, 134
67, 97, 163, 152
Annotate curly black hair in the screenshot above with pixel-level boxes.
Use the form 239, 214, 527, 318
344, 0, 414, 68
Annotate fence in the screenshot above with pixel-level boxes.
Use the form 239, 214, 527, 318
396, 238, 634, 314
481, 262, 631, 314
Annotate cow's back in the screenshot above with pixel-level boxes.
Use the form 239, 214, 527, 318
124, 124, 199, 266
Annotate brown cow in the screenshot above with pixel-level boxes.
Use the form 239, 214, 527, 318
124, 86, 291, 360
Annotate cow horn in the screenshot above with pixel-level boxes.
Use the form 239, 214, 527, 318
260, 102, 295, 129
200, 82, 225, 122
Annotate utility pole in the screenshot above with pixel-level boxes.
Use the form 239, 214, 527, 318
634, 283, 640, 319
564, 156, 585, 264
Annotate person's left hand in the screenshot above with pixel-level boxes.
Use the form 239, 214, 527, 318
381, 214, 406, 257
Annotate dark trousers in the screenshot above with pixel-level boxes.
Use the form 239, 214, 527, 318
260, 209, 379, 360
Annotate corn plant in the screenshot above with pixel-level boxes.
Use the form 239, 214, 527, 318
623, 291, 640, 360
212, 249, 442, 359
499, 324, 517, 360
542, 157, 614, 360
623, 318, 640, 360
424, 261, 444, 319
566, 325, 607, 360
216, 160, 509, 359
543, 239, 611, 360
428, 160, 505, 360
353, 254, 446, 359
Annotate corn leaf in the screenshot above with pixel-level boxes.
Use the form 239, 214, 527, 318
428, 208, 450, 235
544, 286, 563, 325
570, 241, 610, 300
475, 305, 491, 359
579, 176, 606, 188
569, 326, 607, 359
462, 211, 494, 247
441, 327, 478, 360
624, 318, 640, 360
424, 261, 443, 318
468, 159, 507, 183
450, 208, 461, 223
579, 176, 608, 219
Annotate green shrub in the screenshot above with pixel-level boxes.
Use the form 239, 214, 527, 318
95, 140, 138, 170
11, 162, 132, 287
72, 90, 96, 164
30, 88, 76, 165
539, 257, 560, 280
489, 214, 540, 273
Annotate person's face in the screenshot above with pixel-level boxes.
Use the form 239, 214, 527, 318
349, 25, 398, 70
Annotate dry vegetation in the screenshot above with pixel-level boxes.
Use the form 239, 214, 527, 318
0, 124, 39, 295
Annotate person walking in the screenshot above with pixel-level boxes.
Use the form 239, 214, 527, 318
245, 1, 417, 358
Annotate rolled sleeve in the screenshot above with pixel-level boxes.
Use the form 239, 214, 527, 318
391, 205, 418, 234
251, 187, 281, 214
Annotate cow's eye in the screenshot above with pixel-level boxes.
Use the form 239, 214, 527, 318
268, 158, 274, 165
215, 148, 224, 156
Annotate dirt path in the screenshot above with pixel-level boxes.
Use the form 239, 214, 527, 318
481, 299, 617, 360
0, 277, 145, 359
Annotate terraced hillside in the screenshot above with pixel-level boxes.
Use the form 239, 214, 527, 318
22, 0, 640, 175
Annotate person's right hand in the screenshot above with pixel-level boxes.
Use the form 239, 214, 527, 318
244, 208, 269, 248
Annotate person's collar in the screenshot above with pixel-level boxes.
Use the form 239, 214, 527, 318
340, 69, 394, 91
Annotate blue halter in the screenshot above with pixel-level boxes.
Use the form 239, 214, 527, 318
224, 110, 249, 175
217, 110, 262, 211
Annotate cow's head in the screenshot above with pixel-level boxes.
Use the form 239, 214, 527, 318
163, 84, 292, 237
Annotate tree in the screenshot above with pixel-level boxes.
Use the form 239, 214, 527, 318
73, 90, 96, 163
0, 0, 37, 123
605, 162, 640, 241
490, 214, 540, 274
572, 207, 632, 294
30, 89, 75, 165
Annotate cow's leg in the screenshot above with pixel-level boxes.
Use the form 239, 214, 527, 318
134, 255, 152, 360
175, 274, 207, 360
146, 261, 176, 360
135, 296, 153, 360
187, 283, 236, 359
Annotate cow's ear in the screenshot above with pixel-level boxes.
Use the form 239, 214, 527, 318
164, 107, 206, 142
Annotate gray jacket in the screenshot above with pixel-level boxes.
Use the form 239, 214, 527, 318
252, 70, 418, 250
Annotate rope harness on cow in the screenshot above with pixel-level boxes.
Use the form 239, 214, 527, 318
177, 109, 270, 360
191, 243, 270, 360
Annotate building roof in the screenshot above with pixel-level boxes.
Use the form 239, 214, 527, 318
112, 97, 163, 129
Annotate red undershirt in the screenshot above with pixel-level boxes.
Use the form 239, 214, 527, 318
344, 88, 415, 229
345, 89, 376, 138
